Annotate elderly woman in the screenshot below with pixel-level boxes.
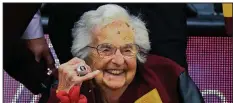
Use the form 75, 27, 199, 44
47, 4, 203, 103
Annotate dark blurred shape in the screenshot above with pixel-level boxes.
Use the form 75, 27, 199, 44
186, 3, 228, 37
41, 3, 229, 37
3, 3, 54, 95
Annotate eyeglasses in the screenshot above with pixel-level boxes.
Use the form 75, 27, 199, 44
87, 43, 139, 57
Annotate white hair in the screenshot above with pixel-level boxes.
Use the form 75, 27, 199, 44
71, 4, 151, 63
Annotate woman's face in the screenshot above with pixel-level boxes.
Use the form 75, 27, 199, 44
87, 20, 137, 90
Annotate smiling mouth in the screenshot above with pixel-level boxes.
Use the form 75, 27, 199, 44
104, 69, 125, 75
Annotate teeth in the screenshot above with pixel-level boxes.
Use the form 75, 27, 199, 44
106, 69, 124, 75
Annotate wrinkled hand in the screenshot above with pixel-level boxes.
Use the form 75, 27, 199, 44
25, 37, 55, 72
57, 57, 100, 93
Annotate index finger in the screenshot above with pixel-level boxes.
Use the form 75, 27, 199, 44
72, 70, 101, 84
79, 70, 101, 81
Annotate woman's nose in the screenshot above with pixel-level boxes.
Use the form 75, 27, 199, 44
111, 49, 125, 65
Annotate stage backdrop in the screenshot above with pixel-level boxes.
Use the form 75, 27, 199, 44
3, 36, 232, 103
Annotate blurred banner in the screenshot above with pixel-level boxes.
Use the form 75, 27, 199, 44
222, 3, 232, 35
